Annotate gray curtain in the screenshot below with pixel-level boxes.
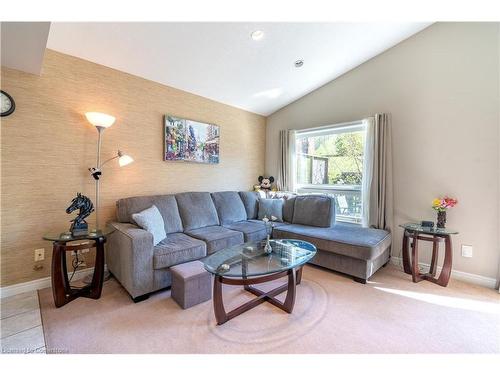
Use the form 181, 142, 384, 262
362, 113, 394, 231
277, 129, 296, 192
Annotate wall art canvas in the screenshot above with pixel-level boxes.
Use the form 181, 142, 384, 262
164, 115, 220, 164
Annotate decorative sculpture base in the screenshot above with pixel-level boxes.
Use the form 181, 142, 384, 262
71, 222, 89, 237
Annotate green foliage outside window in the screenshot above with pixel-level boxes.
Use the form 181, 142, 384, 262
297, 130, 365, 186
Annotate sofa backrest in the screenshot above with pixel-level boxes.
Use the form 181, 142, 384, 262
283, 196, 296, 223
116, 194, 184, 234
292, 194, 336, 228
175, 192, 220, 231
238, 191, 260, 219
211, 191, 247, 225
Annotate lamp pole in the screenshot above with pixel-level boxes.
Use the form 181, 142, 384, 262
86, 112, 133, 232
95, 126, 104, 230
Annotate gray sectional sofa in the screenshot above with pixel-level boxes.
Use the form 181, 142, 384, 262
107, 191, 391, 301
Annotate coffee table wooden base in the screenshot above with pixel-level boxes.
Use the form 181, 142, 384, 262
213, 266, 302, 325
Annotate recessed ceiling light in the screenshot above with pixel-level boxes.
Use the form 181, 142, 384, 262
294, 59, 304, 68
251, 30, 264, 41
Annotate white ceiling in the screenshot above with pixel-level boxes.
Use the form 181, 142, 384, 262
47, 22, 431, 116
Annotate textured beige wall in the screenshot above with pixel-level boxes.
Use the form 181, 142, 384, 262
1, 49, 266, 286
266, 23, 500, 279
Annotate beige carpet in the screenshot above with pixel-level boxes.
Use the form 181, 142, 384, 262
38, 264, 500, 354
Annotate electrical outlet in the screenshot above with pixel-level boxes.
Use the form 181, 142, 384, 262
34, 248, 45, 262
461, 245, 473, 258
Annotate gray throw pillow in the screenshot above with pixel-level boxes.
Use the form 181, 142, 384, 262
131, 205, 167, 246
258, 199, 284, 222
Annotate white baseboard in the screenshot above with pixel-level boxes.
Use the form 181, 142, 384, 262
390, 257, 497, 289
0, 266, 104, 299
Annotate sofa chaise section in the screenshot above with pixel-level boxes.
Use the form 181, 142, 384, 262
272, 195, 391, 283
273, 222, 391, 282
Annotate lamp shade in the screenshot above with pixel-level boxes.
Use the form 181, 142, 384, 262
117, 150, 134, 167
85, 112, 116, 128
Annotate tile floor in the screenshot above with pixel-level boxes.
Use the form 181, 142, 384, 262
1, 291, 46, 354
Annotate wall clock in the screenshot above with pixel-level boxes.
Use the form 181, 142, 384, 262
1, 90, 16, 117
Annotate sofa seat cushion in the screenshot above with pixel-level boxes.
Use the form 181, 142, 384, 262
211, 191, 247, 224
153, 233, 207, 270
223, 221, 267, 242
273, 223, 391, 261
185, 226, 244, 254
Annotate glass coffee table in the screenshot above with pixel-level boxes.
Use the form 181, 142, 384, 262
203, 239, 316, 325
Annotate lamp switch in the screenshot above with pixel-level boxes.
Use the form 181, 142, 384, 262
34, 248, 45, 262
461, 245, 473, 258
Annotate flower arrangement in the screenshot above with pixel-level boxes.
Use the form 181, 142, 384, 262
432, 196, 457, 228
432, 197, 458, 212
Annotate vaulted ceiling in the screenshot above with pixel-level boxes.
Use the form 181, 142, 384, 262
3, 22, 432, 116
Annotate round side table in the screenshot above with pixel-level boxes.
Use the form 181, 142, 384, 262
43, 230, 111, 308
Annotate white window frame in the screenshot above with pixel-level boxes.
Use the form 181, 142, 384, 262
294, 120, 366, 224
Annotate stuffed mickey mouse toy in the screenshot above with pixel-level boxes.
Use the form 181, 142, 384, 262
258, 176, 275, 192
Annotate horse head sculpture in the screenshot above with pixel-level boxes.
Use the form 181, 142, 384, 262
66, 193, 94, 234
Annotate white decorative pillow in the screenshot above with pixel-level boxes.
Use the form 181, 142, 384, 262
132, 205, 166, 246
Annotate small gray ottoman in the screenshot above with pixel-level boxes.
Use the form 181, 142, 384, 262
171, 260, 212, 309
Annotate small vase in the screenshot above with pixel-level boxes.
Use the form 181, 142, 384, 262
263, 234, 272, 255
437, 210, 447, 229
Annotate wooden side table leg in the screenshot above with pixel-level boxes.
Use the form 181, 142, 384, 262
436, 235, 453, 287
411, 232, 421, 282
51, 243, 68, 308
402, 230, 412, 274
429, 236, 438, 277
89, 238, 105, 299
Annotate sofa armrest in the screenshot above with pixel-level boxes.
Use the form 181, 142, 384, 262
106, 222, 154, 298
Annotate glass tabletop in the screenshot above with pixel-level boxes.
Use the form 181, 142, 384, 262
399, 222, 459, 235
43, 228, 115, 242
203, 239, 317, 278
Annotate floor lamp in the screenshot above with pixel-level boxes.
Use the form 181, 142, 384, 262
85, 112, 134, 231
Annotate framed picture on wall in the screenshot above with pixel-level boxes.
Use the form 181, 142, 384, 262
164, 115, 220, 164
